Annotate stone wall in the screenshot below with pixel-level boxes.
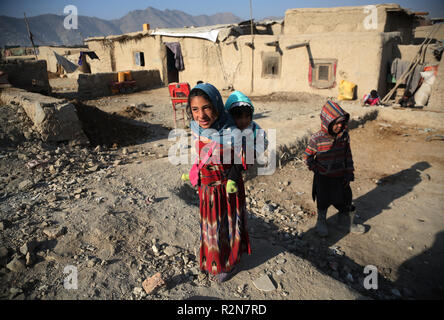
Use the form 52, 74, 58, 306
77, 69, 162, 98
0, 88, 88, 143
0, 60, 51, 94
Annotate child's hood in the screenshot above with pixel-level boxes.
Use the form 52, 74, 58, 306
224, 90, 254, 113
320, 100, 350, 133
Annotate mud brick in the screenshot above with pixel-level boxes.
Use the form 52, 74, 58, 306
142, 273, 165, 294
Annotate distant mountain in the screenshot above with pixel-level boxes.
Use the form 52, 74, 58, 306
0, 7, 242, 47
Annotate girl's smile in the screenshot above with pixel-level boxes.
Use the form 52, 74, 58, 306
190, 96, 218, 129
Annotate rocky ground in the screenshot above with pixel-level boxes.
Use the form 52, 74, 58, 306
1, 85, 443, 300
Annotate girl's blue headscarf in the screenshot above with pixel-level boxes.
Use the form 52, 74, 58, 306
190, 83, 236, 145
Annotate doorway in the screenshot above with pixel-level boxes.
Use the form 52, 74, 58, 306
166, 46, 179, 83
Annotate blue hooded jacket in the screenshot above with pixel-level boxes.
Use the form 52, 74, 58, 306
224, 90, 268, 152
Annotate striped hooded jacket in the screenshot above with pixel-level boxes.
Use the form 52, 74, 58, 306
303, 100, 354, 180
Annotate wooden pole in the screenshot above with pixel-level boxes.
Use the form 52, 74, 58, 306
381, 24, 439, 104
249, 0, 254, 93
23, 13, 38, 60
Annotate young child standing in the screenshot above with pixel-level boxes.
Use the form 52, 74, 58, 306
224, 91, 267, 193
303, 100, 365, 237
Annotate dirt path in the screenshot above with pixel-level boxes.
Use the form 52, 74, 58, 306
249, 120, 444, 299
1, 86, 443, 300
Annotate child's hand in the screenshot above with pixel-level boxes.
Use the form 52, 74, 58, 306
181, 173, 190, 182
226, 179, 238, 193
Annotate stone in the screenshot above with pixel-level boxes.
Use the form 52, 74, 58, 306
329, 246, 345, 256
25, 252, 33, 266
276, 269, 284, 276
133, 286, 146, 298
87, 259, 97, 268
6, 256, 26, 272
43, 225, 66, 239
10, 287, 23, 296
164, 246, 180, 257
89, 165, 99, 172
142, 273, 165, 294
0, 246, 8, 259
18, 179, 34, 191
20, 239, 38, 255
262, 204, 275, 214
252, 274, 277, 292
151, 244, 159, 255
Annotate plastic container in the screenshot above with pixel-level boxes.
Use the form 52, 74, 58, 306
424, 65, 438, 76
124, 71, 132, 81
338, 80, 356, 100
117, 71, 125, 82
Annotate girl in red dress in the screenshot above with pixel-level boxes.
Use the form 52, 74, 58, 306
185, 83, 251, 283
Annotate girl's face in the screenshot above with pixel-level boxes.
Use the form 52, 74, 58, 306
234, 113, 252, 131
190, 96, 218, 129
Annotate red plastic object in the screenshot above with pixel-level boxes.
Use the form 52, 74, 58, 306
168, 82, 190, 128
424, 65, 438, 76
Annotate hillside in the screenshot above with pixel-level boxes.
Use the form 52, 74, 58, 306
0, 7, 242, 47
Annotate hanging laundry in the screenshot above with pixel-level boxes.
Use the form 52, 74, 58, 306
78, 51, 99, 66
53, 51, 78, 73
390, 58, 424, 93
164, 42, 185, 71
78, 52, 84, 66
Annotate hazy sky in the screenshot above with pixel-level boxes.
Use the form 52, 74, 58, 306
1, 0, 443, 19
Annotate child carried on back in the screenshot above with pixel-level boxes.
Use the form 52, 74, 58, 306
182, 90, 267, 194
223, 91, 267, 193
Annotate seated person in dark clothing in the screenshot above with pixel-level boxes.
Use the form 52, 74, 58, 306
400, 90, 415, 108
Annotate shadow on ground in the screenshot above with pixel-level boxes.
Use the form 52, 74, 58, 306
235, 161, 438, 299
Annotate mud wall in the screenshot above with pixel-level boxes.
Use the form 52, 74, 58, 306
427, 59, 444, 111
284, 5, 389, 35
36, 46, 86, 73
77, 69, 162, 98
0, 60, 51, 94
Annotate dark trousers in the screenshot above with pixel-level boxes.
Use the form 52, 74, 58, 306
312, 173, 352, 211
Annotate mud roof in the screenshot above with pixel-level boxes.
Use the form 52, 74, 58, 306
84, 19, 283, 43
285, 3, 415, 15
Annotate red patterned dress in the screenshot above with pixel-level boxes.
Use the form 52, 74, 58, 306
196, 138, 251, 275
